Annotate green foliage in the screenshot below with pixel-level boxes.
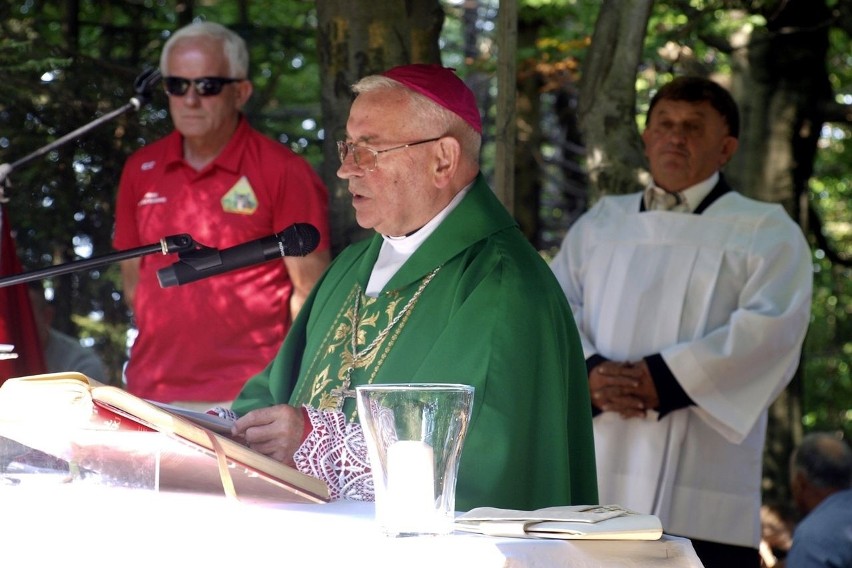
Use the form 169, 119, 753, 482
796, 16, 852, 437
519, 0, 587, 25
805, 122, 852, 436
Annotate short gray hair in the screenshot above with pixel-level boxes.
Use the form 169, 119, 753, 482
160, 22, 248, 78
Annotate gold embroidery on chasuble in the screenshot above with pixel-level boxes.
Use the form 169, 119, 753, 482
300, 266, 442, 418
304, 285, 411, 415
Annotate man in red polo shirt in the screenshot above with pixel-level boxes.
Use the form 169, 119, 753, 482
113, 22, 330, 409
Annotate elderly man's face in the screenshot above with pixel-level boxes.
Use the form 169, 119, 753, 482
337, 88, 449, 237
642, 99, 738, 192
164, 37, 250, 145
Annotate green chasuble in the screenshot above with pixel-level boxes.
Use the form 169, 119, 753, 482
233, 174, 598, 511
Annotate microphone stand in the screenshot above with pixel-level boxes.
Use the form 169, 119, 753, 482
0, 68, 161, 192
0, 234, 197, 289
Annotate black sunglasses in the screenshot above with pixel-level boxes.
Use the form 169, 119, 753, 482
163, 76, 244, 97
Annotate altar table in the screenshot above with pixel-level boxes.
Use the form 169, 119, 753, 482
0, 484, 704, 567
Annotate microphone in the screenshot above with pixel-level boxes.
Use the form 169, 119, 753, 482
157, 223, 320, 288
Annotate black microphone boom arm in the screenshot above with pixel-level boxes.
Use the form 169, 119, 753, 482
0, 234, 195, 289
0, 222, 321, 290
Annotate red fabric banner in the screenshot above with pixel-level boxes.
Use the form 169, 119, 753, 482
0, 206, 46, 384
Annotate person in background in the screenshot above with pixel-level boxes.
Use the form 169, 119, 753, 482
230, 64, 598, 511
785, 432, 852, 568
28, 284, 107, 383
113, 22, 330, 411
549, 76, 813, 568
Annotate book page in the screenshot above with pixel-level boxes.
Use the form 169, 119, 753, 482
146, 400, 235, 436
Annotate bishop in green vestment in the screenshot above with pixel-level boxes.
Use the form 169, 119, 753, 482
231, 64, 597, 512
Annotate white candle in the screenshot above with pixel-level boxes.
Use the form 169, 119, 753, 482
386, 440, 436, 532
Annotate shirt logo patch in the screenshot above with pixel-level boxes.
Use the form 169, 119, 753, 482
139, 192, 167, 206
221, 176, 258, 215
141, 160, 156, 171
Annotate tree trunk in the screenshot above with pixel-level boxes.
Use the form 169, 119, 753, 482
494, 0, 517, 215
512, 22, 542, 241
316, 1, 444, 253
577, 0, 654, 199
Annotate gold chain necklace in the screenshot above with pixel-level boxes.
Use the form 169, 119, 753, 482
329, 266, 442, 409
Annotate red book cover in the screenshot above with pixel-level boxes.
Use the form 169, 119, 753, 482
90, 399, 154, 433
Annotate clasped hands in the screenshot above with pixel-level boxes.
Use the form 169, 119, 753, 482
589, 360, 660, 419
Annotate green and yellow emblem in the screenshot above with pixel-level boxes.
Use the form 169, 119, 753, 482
221, 176, 258, 214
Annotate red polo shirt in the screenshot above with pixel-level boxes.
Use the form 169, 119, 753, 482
113, 117, 329, 402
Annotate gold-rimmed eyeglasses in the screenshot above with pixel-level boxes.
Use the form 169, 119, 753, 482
336, 137, 442, 172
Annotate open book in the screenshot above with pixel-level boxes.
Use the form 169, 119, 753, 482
0, 372, 330, 504
455, 505, 663, 540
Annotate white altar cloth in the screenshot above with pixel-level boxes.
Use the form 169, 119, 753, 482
0, 484, 704, 567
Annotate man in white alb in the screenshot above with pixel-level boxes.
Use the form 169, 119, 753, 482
549, 76, 812, 568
